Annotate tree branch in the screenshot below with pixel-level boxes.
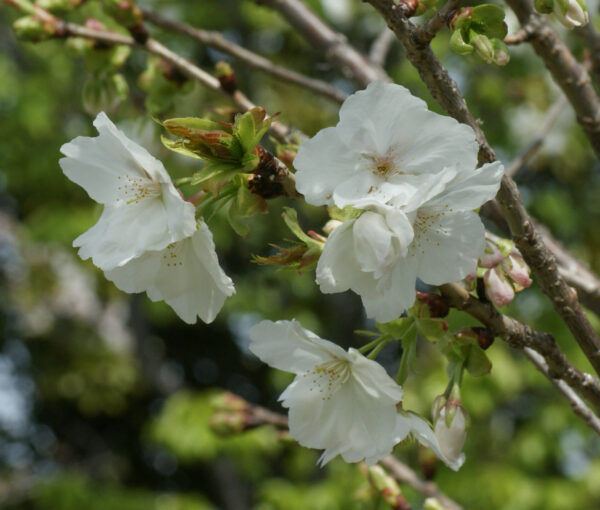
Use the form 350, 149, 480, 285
505, 0, 600, 159
364, 0, 600, 376
414, 0, 462, 46
439, 282, 600, 414
255, 0, 389, 87
139, 7, 348, 105
380, 457, 464, 510
523, 347, 600, 435
369, 27, 397, 67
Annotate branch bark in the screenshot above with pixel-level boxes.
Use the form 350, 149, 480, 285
505, 0, 600, 159
140, 7, 348, 104
364, 0, 600, 376
255, 0, 389, 87
440, 282, 600, 414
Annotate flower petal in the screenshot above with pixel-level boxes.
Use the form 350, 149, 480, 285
413, 210, 485, 286
248, 320, 346, 374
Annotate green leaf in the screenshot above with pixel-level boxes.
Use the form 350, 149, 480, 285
327, 205, 363, 222
377, 317, 415, 339
160, 135, 204, 160
191, 161, 240, 185
396, 332, 417, 385
163, 117, 229, 133
282, 207, 321, 248
471, 5, 508, 39
415, 318, 450, 344
234, 111, 256, 153
450, 28, 474, 55
465, 345, 492, 377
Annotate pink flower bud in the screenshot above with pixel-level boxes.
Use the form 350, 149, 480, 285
480, 239, 503, 268
502, 254, 532, 289
484, 266, 515, 307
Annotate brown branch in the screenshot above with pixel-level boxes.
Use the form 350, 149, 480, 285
505, 0, 600, 159
380, 457, 464, 510
523, 347, 600, 435
255, 0, 389, 87
505, 95, 567, 178
575, 23, 600, 82
504, 23, 536, 45
369, 27, 397, 67
139, 7, 348, 105
364, 0, 600, 376
440, 282, 600, 414
414, 0, 462, 46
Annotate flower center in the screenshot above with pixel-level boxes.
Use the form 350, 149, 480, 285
116, 175, 162, 204
304, 358, 351, 401
365, 154, 398, 178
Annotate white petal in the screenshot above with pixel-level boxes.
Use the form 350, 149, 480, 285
248, 320, 347, 374
413, 210, 485, 286
294, 127, 360, 207
105, 227, 234, 324
316, 220, 362, 293
352, 212, 394, 273
428, 161, 504, 211
398, 413, 465, 471
74, 197, 194, 270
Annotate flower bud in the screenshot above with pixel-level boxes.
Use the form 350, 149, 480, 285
82, 73, 128, 115
480, 239, 503, 268
13, 16, 49, 42
360, 465, 409, 509
553, 0, 589, 29
502, 253, 532, 289
491, 39, 510, 66
433, 400, 468, 468
210, 391, 250, 413
216, 61, 237, 94
209, 410, 246, 437
424, 498, 446, 510
484, 266, 514, 307
470, 31, 495, 64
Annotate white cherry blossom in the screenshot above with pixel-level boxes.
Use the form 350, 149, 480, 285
104, 222, 234, 324
317, 163, 504, 322
248, 319, 404, 466
293, 81, 480, 208
60, 112, 196, 270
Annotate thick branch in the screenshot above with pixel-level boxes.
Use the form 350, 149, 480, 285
523, 347, 600, 435
440, 283, 600, 414
505, 0, 600, 159
414, 0, 462, 46
140, 7, 347, 104
364, 0, 600, 376
255, 0, 389, 87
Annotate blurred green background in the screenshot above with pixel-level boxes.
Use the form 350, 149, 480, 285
1, 0, 600, 509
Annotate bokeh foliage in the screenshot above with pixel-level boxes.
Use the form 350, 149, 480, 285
1, 0, 600, 509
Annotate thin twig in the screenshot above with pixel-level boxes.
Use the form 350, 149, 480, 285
380, 457, 464, 510
414, 0, 462, 46
364, 0, 600, 377
505, 0, 600, 159
140, 7, 348, 104
523, 347, 600, 436
255, 0, 389, 87
369, 27, 397, 66
506, 95, 568, 178
439, 282, 600, 414
504, 23, 536, 45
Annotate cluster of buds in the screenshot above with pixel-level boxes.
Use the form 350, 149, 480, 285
449, 5, 510, 66
102, 0, 147, 43
66, 18, 131, 115
431, 396, 468, 469
138, 57, 190, 115
253, 207, 325, 272
208, 391, 288, 437
8, 0, 68, 42
535, 0, 589, 29
360, 464, 411, 510
471, 237, 533, 307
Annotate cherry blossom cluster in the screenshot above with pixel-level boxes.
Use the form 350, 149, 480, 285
59, 82, 504, 472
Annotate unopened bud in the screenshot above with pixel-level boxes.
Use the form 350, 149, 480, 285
470, 31, 495, 64
13, 12, 65, 41
424, 498, 447, 510
553, 0, 589, 28
210, 391, 250, 413
361, 464, 409, 509
484, 266, 514, 307
491, 39, 510, 66
502, 253, 532, 289
82, 72, 128, 115
480, 239, 503, 268
216, 61, 237, 94
433, 400, 468, 468
209, 410, 246, 437
323, 219, 342, 236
